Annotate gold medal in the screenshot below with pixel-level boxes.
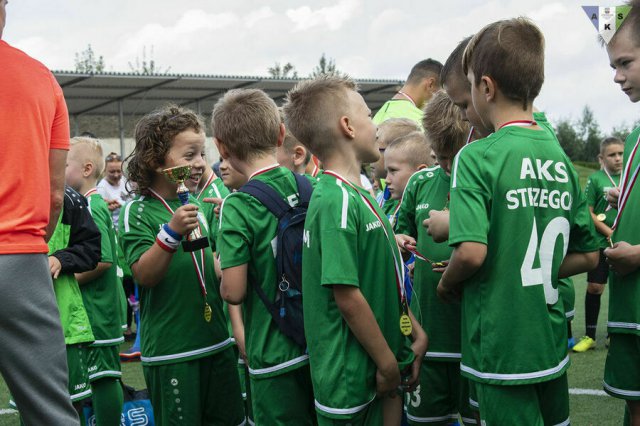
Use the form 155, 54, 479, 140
596, 213, 607, 222
399, 314, 412, 336
204, 303, 212, 322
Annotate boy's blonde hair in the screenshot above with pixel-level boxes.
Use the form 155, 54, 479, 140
211, 89, 280, 161
377, 118, 421, 146
462, 17, 544, 110
385, 131, 432, 167
283, 74, 358, 160
70, 136, 105, 180
422, 91, 470, 156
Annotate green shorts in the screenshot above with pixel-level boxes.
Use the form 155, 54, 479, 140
67, 344, 92, 402
88, 345, 122, 382
558, 278, 575, 321
604, 333, 640, 400
405, 361, 475, 425
476, 373, 569, 426
143, 347, 245, 425
250, 364, 315, 425
316, 398, 381, 426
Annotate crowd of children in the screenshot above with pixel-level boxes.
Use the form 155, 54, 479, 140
11, 3, 640, 426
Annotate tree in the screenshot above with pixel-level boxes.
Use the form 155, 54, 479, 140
555, 118, 582, 161
576, 106, 602, 162
128, 46, 171, 75
310, 53, 342, 77
268, 62, 298, 78
74, 44, 105, 73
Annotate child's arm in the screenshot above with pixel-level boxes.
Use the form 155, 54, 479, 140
51, 192, 101, 275
436, 241, 487, 302
605, 242, 640, 276
559, 251, 599, 278
220, 264, 248, 305
403, 308, 428, 392
588, 206, 613, 238
333, 285, 401, 396
131, 204, 200, 287
75, 263, 111, 285
228, 304, 247, 364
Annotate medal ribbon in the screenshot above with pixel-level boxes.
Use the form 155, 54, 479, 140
83, 188, 98, 198
195, 172, 216, 201
324, 171, 407, 309
249, 163, 280, 180
498, 120, 536, 129
613, 134, 640, 230
148, 188, 208, 299
397, 91, 417, 107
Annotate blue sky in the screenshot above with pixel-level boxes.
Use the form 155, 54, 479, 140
4, 0, 639, 133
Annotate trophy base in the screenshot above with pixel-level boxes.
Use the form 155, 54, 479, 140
181, 237, 210, 252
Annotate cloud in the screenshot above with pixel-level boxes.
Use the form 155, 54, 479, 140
245, 7, 275, 28
286, 0, 360, 32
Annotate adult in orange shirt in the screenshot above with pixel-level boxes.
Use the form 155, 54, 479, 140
0, 1, 80, 424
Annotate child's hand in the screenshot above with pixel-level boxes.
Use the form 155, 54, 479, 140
168, 204, 200, 236
203, 197, 223, 219
48, 256, 62, 279
375, 362, 401, 397
606, 187, 620, 209
436, 279, 461, 303
395, 234, 416, 253
605, 241, 640, 276
431, 260, 449, 273
106, 199, 121, 211
423, 210, 450, 243
404, 328, 428, 392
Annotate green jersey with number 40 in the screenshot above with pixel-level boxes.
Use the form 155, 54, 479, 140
449, 125, 599, 385
609, 126, 640, 336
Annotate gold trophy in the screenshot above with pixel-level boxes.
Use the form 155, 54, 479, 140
162, 165, 210, 252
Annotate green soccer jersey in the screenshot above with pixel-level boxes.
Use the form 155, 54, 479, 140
380, 197, 400, 228
585, 169, 620, 248
395, 166, 461, 362
449, 125, 599, 385
373, 99, 424, 128
83, 191, 126, 345
609, 126, 640, 336
302, 171, 414, 418
119, 194, 232, 366
195, 173, 230, 250
218, 166, 309, 378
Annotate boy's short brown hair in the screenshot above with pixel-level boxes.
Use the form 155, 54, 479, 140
600, 136, 624, 154
211, 89, 280, 161
462, 17, 545, 110
283, 74, 357, 160
377, 118, 421, 148
422, 91, 470, 156
70, 136, 105, 180
385, 131, 432, 168
441, 36, 472, 88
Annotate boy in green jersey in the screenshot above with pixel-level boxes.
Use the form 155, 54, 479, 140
438, 18, 599, 424
283, 75, 428, 426
395, 91, 475, 426
119, 105, 244, 426
601, 2, 640, 420
572, 137, 624, 353
66, 137, 126, 425
49, 186, 101, 411
212, 89, 316, 425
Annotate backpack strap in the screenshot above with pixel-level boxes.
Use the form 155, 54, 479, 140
239, 179, 291, 219
293, 173, 313, 207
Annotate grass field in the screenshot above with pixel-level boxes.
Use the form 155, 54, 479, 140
0, 274, 626, 425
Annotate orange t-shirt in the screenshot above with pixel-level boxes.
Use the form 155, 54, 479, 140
0, 40, 70, 254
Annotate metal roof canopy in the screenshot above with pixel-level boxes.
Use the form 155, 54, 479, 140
54, 71, 403, 154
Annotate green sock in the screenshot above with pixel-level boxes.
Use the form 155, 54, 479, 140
91, 378, 123, 426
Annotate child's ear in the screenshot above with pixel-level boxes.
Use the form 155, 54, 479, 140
339, 116, 355, 139
481, 75, 496, 102
276, 123, 286, 148
417, 163, 428, 171
83, 162, 93, 178
293, 145, 307, 167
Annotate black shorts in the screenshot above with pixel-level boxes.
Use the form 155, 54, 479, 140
587, 249, 609, 284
